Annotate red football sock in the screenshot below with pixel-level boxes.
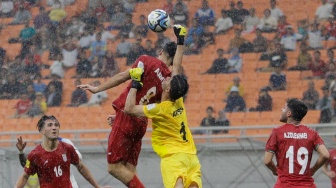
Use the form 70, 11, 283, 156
127, 175, 145, 188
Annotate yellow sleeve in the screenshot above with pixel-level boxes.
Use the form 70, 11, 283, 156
143, 103, 162, 119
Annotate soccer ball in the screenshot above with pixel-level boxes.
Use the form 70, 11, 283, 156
147, 9, 170, 32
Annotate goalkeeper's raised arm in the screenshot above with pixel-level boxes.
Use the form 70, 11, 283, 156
172, 25, 187, 77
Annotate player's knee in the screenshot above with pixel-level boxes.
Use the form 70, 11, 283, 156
107, 163, 120, 175
174, 178, 184, 188
188, 182, 199, 188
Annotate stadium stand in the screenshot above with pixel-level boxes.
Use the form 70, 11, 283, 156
0, 0, 332, 145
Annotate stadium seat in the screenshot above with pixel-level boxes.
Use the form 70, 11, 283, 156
256, 61, 269, 69
303, 110, 320, 124
3, 43, 21, 60
287, 89, 303, 99
259, 118, 277, 126
300, 71, 313, 79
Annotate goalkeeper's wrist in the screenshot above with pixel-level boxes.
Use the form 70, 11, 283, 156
177, 37, 184, 45
131, 80, 142, 90
19, 150, 24, 154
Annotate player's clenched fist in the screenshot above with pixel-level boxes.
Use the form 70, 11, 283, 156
107, 114, 116, 127
173, 25, 187, 45
129, 67, 143, 82
173, 25, 187, 37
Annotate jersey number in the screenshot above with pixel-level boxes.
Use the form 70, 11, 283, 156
180, 122, 188, 142
139, 87, 157, 105
286, 146, 309, 174
54, 165, 63, 177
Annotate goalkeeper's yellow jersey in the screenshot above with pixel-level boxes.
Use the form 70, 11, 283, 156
143, 97, 197, 158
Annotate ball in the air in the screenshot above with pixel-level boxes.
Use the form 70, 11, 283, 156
147, 9, 170, 32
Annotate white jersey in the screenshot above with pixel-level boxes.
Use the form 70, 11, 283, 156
59, 137, 82, 188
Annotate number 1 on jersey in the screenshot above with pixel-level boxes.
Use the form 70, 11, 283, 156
286, 146, 309, 174
180, 122, 188, 142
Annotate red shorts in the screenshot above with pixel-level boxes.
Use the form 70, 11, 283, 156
274, 178, 316, 188
107, 109, 148, 166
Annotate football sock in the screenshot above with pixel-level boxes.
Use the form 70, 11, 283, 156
127, 175, 145, 188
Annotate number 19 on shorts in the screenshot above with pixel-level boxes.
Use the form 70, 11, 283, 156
286, 146, 309, 174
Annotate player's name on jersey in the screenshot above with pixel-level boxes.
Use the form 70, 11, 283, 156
284, 132, 308, 139
154, 68, 165, 82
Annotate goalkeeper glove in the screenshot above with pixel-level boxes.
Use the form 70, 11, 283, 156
131, 80, 143, 90
129, 67, 144, 82
173, 24, 187, 45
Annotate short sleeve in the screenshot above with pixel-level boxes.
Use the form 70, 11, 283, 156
61, 138, 83, 160
24, 153, 37, 175
67, 144, 80, 165
314, 131, 325, 150
143, 103, 161, 119
131, 55, 146, 69
265, 129, 278, 153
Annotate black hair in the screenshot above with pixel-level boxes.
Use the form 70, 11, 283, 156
163, 42, 177, 58
328, 48, 334, 55
169, 75, 189, 101
221, 9, 227, 15
206, 106, 214, 111
286, 98, 308, 121
322, 85, 329, 91
37, 115, 59, 132
314, 50, 321, 55
264, 8, 271, 14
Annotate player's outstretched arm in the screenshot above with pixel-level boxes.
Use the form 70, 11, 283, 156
77, 69, 131, 93
15, 172, 29, 188
76, 161, 109, 188
311, 144, 330, 175
124, 87, 145, 117
172, 25, 187, 77
264, 151, 278, 176
16, 136, 27, 167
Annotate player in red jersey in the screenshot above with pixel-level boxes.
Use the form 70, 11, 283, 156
323, 134, 336, 188
15, 115, 107, 188
264, 98, 330, 188
78, 39, 178, 187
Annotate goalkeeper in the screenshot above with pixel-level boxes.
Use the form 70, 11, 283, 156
124, 25, 202, 188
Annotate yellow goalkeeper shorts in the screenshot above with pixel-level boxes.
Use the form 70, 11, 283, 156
161, 153, 202, 188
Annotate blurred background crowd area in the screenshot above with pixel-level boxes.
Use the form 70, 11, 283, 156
0, 0, 335, 136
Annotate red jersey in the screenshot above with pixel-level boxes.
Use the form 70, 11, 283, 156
265, 124, 324, 187
308, 60, 327, 77
24, 54, 42, 66
327, 149, 336, 188
15, 99, 32, 114
24, 141, 80, 188
326, 22, 336, 38
113, 55, 171, 111
277, 23, 290, 37
14, 1, 31, 11
95, 6, 106, 18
